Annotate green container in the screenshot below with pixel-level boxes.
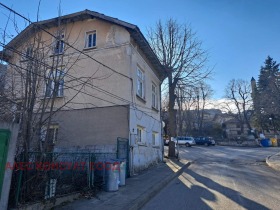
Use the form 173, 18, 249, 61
0, 129, 11, 198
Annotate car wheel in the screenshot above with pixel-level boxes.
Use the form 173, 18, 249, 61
204, 143, 209, 146
186, 143, 191, 147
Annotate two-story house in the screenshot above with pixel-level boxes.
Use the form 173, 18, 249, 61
2, 10, 165, 173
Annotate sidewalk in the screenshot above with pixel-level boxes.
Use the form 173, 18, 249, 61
55, 158, 190, 210
266, 152, 280, 171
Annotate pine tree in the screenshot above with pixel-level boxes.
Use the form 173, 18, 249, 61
254, 56, 280, 131
258, 56, 279, 93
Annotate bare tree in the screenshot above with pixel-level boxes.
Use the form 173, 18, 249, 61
223, 79, 253, 134
193, 82, 213, 135
0, 8, 115, 204
181, 86, 196, 135
148, 18, 211, 137
177, 82, 213, 136
0, 11, 102, 156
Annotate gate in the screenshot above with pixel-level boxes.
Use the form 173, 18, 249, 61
0, 129, 11, 198
117, 137, 129, 177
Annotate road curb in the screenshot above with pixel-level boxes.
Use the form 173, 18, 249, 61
266, 153, 280, 171
128, 161, 191, 210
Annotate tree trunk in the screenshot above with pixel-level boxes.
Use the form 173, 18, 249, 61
177, 95, 182, 136
168, 74, 177, 137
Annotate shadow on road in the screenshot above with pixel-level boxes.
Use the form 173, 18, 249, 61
142, 174, 216, 210
186, 185, 216, 210
185, 169, 270, 210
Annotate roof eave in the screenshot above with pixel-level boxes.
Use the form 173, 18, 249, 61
0, 50, 12, 62
5, 10, 167, 80
128, 27, 166, 81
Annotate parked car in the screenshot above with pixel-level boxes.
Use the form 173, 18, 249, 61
171, 136, 196, 147
195, 137, 215, 146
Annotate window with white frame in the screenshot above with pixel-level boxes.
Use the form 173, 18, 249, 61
45, 70, 64, 97
41, 125, 59, 152
85, 30, 97, 48
137, 126, 145, 143
41, 125, 59, 144
137, 67, 145, 98
152, 132, 158, 146
152, 83, 158, 109
53, 33, 64, 54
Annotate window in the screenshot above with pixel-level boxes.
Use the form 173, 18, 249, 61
152, 83, 158, 109
41, 125, 59, 143
85, 31, 96, 48
41, 125, 59, 152
152, 132, 158, 146
45, 70, 64, 97
22, 46, 33, 60
53, 33, 64, 54
137, 67, 145, 98
137, 126, 145, 143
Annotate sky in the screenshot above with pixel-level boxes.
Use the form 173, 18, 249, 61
0, 0, 280, 99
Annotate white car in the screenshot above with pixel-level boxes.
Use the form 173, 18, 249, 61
171, 136, 196, 147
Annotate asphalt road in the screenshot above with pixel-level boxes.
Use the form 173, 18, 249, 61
142, 146, 280, 210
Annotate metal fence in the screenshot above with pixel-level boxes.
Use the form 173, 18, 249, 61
8, 151, 116, 208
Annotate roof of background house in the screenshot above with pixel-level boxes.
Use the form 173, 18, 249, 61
204, 109, 222, 115
2, 10, 166, 80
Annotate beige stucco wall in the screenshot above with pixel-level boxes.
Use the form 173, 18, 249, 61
7, 17, 161, 114
6, 18, 132, 108
6, 15, 163, 172
50, 105, 129, 147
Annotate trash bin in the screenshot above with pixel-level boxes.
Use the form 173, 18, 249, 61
119, 159, 126, 186
271, 138, 278, 147
104, 160, 120, 192
260, 139, 271, 147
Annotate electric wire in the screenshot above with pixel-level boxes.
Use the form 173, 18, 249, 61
0, 3, 161, 123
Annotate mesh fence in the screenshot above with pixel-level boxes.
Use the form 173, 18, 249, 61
8, 151, 117, 207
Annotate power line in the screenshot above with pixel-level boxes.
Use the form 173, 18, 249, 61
0, 3, 161, 122
3, 59, 120, 106
2, 54, 159, 122
0, 3, 158, 112
0, 2, 131, 80
0, 42, 156, 113
0, 41, 130, 104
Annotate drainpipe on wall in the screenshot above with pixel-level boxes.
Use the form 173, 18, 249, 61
160, 81, 164, 162
129, 132, 134, 176
127, 44, 134, 176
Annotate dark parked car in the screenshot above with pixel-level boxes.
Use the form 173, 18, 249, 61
195, 137, 215, 146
